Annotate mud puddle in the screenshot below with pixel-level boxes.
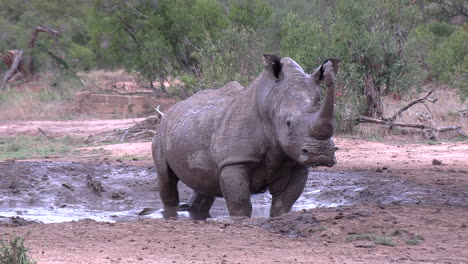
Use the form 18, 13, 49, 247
1, 161, 465, 224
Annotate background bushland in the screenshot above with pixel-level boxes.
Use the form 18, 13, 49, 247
0, 0, 466, 132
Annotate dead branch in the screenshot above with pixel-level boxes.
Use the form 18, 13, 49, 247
389, 89, 436, 122
435, 126, 468, 137
1, 26, 62, 83
357, 116, 429, 129
356, 88, 467, 140
155, 105, 165, 118
37, 127, 55, 139
85, 116, 161, 144
1, 50, 23, 86
27, 26, 60, 49
356, 116, 466, 138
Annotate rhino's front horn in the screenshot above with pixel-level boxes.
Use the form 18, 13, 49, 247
319, 59, 339, 120
309, 59, 339, 140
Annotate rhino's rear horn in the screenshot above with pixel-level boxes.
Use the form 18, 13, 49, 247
263, 54, 283, 80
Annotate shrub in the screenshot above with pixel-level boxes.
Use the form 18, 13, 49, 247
0, 233, 36, 264
192, 25, 265, 92
280, 0, 422, 133
427, 27, 468, 84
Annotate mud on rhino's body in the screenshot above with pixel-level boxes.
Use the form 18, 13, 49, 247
152, 55, 339, 219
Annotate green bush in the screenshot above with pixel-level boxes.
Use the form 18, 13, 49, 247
193, 25, 265, 92
427, 27, 468, 83
280, 0, 422, 133
0, 234, 36, 264
68, 43, 95, 71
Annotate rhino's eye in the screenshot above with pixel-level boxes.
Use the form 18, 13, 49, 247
286, 121, 291, 128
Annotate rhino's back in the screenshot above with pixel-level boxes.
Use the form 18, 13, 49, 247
156, 81, 245, 196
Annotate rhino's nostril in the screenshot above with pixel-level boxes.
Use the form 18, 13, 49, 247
301, 149, 308, 154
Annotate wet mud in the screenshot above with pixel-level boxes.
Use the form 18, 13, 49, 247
1, 161, 466, 224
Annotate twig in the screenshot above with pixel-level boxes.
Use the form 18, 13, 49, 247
37, 127, 54, 139
155, 105, 165, 117
389, 89, 435, 122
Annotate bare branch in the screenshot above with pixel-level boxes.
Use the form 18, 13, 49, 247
356, 116, 430, 129
356, 116, 467, 138
389, 89, 436, 122
155, 105, 165, 117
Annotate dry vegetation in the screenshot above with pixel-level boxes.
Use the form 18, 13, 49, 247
0, 70, 149, 121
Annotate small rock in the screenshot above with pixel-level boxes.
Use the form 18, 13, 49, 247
62, 183, 75, 191
432, 159, 443, 165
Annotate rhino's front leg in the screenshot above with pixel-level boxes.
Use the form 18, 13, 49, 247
269, 165, 308, 217
219, 164, 252, 217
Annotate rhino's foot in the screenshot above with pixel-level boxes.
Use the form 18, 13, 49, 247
161, 206, 178, 219
188, 210, 211, 220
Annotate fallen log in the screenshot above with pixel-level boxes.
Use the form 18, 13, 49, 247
357, 116, 466, 139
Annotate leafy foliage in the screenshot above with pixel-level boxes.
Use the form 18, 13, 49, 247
193, 25, 265, 91
0, 0, 467, 128
280, 0, 423, 132
0, 233, 36, 264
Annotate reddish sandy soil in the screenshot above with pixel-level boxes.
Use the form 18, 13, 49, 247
1, 119, 467, 264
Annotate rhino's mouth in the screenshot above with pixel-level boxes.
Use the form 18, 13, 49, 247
298, 154, 336, 167
298, 139, 337, 167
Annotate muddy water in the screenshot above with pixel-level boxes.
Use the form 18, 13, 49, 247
0, 161, 464, 223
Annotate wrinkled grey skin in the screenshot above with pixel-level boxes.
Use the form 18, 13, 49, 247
152, 55, 339, 219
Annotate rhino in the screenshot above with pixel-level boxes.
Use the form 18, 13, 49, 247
152, 54, 339, 219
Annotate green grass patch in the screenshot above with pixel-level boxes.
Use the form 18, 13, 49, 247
346, 233, 396, 246
346, 233, 375, 242
0, 136, 83, 161
405, 235, 424, 245
0, 232, 37, 264
374, 236, 396, 246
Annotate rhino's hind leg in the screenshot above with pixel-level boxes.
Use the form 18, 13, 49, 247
269, 165, 308, 217
187, 191, 215, 220
158, 164, 180, 218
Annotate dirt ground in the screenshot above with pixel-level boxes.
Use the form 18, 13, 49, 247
1, 119, 467, 264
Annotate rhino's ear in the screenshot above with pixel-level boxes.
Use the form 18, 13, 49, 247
312, 58, 340, 82
263, 54, 283, 81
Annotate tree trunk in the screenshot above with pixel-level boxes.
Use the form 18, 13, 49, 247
363, 74, 384, 118
1, 50, 24, 86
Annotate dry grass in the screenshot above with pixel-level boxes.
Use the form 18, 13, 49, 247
355, 83, 468, 142
79, 69, 134, 83
0, 70, 132, 121
0, 93, 69, 120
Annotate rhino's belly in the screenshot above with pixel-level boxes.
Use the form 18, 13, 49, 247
166, 146, 222, 197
